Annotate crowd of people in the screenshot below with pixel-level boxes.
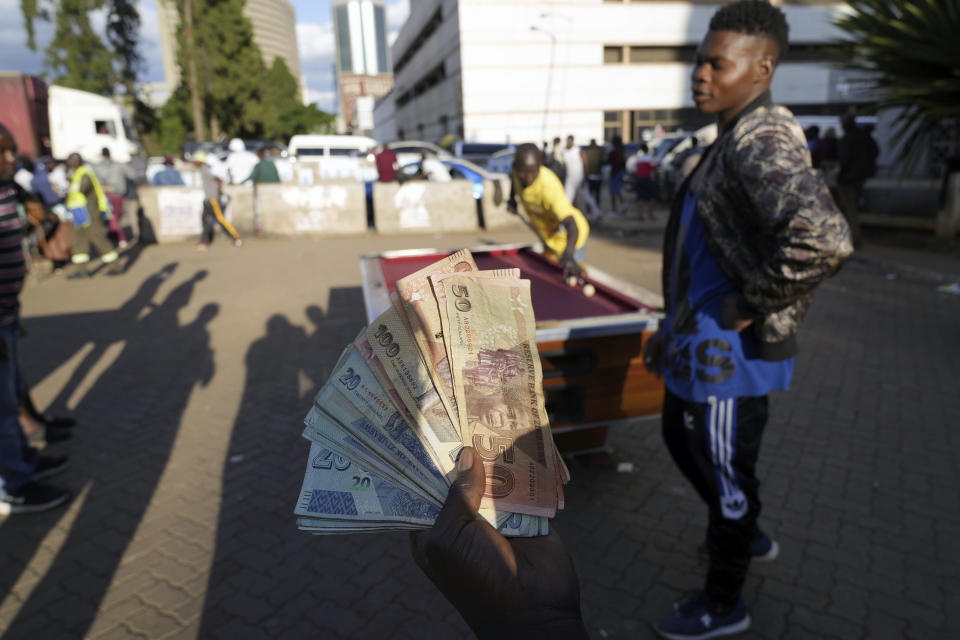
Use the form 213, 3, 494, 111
10, 146, 144, 278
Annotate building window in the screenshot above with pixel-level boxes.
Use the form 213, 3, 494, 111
603, 46, 624, 64
374, 4, 389, 73
394, 7, 443, 75
334, 5, 352, 73
603, 110, 621, 142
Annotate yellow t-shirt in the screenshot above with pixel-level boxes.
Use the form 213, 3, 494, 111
512, 166, 590, 257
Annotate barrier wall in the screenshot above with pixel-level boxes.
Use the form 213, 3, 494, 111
481, 177, 524, 230
373, 181, 478, 233
139, 182, 366, 242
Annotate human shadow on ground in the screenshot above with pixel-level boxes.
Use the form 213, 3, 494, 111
197, 287, 466, 639
0, 267, 216, 638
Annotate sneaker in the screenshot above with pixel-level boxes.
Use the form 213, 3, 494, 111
0, 482, 71, 515
67, 269, 91, 280
118, 240, 129, 249
654, 592, 750, 640
233, 238, 243, 247
32, 455, 69, 481
196, 243, 209, 251
698, 531, 779, 563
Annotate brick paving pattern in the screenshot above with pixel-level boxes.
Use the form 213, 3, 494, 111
0, 226, 957, 639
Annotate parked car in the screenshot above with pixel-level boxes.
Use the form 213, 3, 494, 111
384, 140, 452, 167
398, 157, 501, 200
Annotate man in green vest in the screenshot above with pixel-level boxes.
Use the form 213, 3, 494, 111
65, 153, 119, 278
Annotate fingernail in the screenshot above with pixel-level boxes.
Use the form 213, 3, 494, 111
458, 447, 473, 472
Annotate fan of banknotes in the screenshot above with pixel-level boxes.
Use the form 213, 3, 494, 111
294, 248, 569, 537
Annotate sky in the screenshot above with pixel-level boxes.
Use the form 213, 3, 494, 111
0, 0, 410, 114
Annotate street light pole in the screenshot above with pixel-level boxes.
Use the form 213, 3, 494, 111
530, 25, 556, 145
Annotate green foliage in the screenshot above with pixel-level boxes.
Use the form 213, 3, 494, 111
156, 85, 194, 155
21, 0, 142, 97
106, 0, 142, 95
45, 0, 117, 95
834, 1, 960, 167
169, 1, 336, 144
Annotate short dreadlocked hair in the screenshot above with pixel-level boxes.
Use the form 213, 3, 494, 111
709, 1, 789, 61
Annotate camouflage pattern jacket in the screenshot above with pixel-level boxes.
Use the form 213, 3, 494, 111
662, 93, 853, 361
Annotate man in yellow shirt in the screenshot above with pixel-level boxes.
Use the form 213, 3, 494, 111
507, 143, 590, 278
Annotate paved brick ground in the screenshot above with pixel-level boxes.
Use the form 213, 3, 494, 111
0, 223, 957, 639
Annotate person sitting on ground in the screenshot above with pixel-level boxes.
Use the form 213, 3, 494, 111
0, 123, 71, 515
507, 143, 590, 279
151, 156, 185, 186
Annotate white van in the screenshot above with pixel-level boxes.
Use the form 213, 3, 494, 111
48, 85, 139, 162
287, 135, 377, 159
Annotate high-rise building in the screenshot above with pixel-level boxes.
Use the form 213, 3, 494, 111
332, 0, 393, 134
157, 0, 302, 97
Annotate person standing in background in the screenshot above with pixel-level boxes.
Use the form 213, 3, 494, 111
633, 143, 657, 221
607, 135, 627, 216
65, 153, 119, 277
374, 145, 398, 183
94, 148, 132, 248
836, 115, 878, 249
243, 147, 281, 235
584, 139, 605, 217
562, 135, 585, 205
151, 157, 185, 186
195, 152, 241, 249
0, 123, 71, 514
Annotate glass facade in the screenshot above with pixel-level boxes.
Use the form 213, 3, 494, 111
335, 5, 353, 73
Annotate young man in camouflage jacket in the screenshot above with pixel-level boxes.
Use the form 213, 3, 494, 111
644, 2, 853, 638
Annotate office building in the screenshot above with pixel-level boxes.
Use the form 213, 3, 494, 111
332, 0, 394, 133
373, 0, 865, 144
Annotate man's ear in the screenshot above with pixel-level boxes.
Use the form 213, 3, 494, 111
755, 55, 775, 85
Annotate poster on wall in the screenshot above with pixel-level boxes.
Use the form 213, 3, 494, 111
157, 189, 203, 236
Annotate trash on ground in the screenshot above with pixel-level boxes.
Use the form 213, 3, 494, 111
617, 462, 635, 473
936, 282, 960, 294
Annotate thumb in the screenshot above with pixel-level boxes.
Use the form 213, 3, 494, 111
443, 447, 486, 521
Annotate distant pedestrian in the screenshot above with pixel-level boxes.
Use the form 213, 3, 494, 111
194, 152, 241, 249
30, 156, 64, 207
244, 148, 281, 234
836, 115, 878, 248
632, 143, 657, 221
65, 152, 119, 277
94, 147, 132, 248
224, 138, 259, 185
607, 135, 626, 215
584, 139, 604, 213
547, 137, 566, 184
151, 157, 185, 186
14, 156, 33, 193
374, 145, 398, 183
562, 136, 585, 202
804, 125, 823, 168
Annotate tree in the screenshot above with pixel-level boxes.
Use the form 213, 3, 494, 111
106, 0, 142, 96
44, 0, 118, 95
834, 0, 960, 171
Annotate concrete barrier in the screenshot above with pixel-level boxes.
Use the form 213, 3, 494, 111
139, 182, 366, 242
373, 181, 478, 233
481, 177, 524, 230
256, 182, 367, 235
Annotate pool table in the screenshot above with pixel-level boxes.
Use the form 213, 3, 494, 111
359, 243, 665, 454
